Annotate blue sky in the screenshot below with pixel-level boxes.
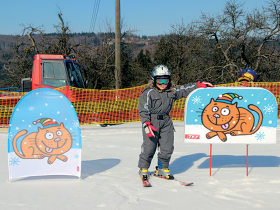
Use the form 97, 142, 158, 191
1, 0, 266, 36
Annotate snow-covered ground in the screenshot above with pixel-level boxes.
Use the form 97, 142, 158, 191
1, 120, 280, 210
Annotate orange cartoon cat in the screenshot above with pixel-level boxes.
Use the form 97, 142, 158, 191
201, 93, 263, 142
12, 118, 73, 164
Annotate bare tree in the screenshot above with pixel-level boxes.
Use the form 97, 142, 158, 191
251, 0, 280, 70
196, 0, 253, 82
192, 0, 280, 83
42, 12, 79, 56
74, 16, 138, 89
1, 24, 45, 88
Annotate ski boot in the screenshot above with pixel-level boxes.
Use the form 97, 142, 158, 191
155, 166, 174, 180
139, 168, 149, 180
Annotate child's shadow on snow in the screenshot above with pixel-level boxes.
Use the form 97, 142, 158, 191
81, 158, 121, 179
169, 153, 207, 175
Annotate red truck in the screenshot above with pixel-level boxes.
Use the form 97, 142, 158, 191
21, 54, 87, 92
0, 54, 89, 129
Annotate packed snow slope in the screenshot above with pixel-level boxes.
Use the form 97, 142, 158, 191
1, 120, 280, 210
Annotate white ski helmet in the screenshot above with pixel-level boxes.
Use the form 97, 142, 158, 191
151, 65, 172, 78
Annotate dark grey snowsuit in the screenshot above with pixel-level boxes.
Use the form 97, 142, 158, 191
138, 83, 198, 169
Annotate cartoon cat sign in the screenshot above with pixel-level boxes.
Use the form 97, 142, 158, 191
12, 118, 73, 164
184, 87, 277, 144
8, 88, 82, 181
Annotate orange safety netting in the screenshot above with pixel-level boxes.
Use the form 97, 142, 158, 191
1, 82, 280, 131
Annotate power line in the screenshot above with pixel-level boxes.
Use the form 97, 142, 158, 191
89, 0, 100, 34
93, 0, 100, 31
90, 0, 96, 33
89, 0, 97, 33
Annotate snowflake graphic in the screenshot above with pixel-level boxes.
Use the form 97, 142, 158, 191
255, 132, 265, 141
29, 106, 35, 111
74, 154, 80, 159
8, 132, 13, 139
263, 104, 275, 114
9, 157, 20, 166
72, 120, 80, 128
192, 96, 202, 104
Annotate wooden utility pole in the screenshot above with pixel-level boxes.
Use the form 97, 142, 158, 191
115, 0, 121, 89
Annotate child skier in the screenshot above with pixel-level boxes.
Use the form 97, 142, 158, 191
138, 64, 213, 180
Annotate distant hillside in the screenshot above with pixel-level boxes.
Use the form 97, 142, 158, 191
0, 35, 17, 50
0, 33, 162, 62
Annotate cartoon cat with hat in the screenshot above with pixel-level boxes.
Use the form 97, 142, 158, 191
201, 93, 263, 142
12, 118, 73, 164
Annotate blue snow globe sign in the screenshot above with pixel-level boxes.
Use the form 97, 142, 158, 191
8, 88, 82, 181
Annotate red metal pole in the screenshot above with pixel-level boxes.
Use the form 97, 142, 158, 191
65, 85, 70, 98
242, 81, 248, 176
210, 144, 212, 176
246, 144, 249, 176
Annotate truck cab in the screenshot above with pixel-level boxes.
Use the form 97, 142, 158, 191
21, 54, 87, 92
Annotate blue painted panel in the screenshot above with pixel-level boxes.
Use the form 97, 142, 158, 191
184, 87, 277, 144
8, 88, 82, 180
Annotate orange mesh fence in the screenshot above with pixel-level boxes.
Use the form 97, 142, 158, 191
0, 91, 25, 130
58, 85, 146, 125
216, 82, 280, 116
1, 82, 280, 131
55, 85, 188, 125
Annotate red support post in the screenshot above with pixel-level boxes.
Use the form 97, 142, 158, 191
246, 144, 249, 176
210, 144, 212, 176
65, 85, 70, 98
242, 81, 247, 87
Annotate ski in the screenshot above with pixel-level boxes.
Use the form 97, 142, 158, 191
142, 178, 152, 187
152, 174, 193, 186
139, 170, 152, 187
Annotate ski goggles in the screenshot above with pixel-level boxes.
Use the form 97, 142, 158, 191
156, 78, 170, 85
